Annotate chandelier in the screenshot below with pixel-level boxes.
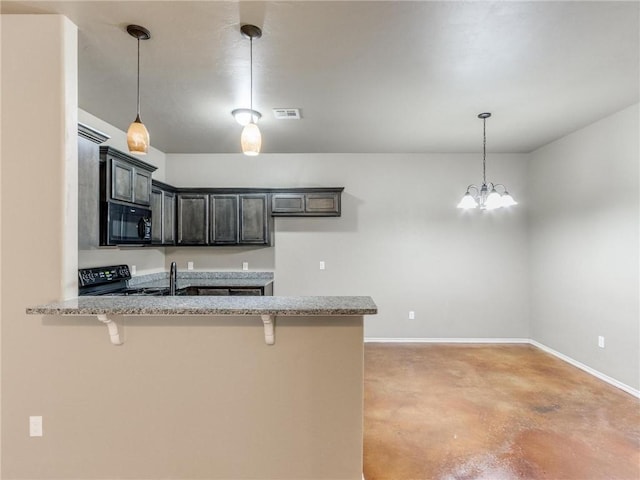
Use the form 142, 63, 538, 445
457, 113, 517, 210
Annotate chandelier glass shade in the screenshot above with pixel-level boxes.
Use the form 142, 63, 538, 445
457, 113, 517, 210
126, 25, 151, 155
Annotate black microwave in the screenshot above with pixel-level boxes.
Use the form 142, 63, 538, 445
101, 202, 152, 246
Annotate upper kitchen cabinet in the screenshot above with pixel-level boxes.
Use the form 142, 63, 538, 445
151, 180, 177, 245
271, 188, 343, 216
177, 190, 272, 246
177, 193, 209, 245
211, 193, 271, 245
99, 146, 157, 206
78, 123, 110, 249
210, 195, 239, 244
239, 194, 270, 244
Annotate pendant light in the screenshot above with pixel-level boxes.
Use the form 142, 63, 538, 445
239, 24, 262, 156
457, 113, 518, 210
126, 25, 151, 155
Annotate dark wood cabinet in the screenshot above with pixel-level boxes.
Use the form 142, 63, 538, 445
184, 285, 272, 296
163, 191, 176, 245
100, 146, 156, 207
151, 188, 163, 243
240, 194, 269, 244
151, 181, 177, 245
210, 195, 239, 244
78, 123, 110, 249
271, 188, 343, 216
177, 194, 209, 245
184, 192, 271, 246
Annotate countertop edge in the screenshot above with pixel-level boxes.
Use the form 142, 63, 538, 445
25, 296, 378, 317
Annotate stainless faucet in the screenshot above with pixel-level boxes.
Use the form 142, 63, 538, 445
169, 261, 177, 296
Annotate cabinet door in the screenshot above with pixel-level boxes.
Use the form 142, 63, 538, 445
162, 191, 176, 245
133, 168, 152, 206
110, 158, 134, 203
210, 195, 239, 244
239, 194, 269, 245
150, 188, 163, 244
272, 193, 304, 214
305, 193, 340, 215
177, 194, 209, 245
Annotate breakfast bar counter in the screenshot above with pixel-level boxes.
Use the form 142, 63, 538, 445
26, 295, 377, 316
25, 295, 376, 479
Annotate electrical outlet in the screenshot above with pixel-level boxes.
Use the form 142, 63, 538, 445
242, 262, 249, 271
319, 261, 326, 270
187, 261, 194, 271
29, 416, 42, 437
598, 336, 605, 348
408, 311, 415, 320
131, 265, 136, 275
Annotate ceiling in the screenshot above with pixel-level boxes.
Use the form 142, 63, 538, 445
2, 1, 639, 154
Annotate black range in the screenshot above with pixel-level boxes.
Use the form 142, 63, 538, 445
78, 265, 181, 296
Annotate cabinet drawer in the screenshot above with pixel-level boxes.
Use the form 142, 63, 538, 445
194, 287, 263, 296
272, 193, 305, 213
196, 288, 230, 296
229, 288, 263, 296
305, 193, 340, 214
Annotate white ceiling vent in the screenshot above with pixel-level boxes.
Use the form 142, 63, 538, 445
273, 108, 301, 120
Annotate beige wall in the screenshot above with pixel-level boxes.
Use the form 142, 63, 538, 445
1, 11, 77, 475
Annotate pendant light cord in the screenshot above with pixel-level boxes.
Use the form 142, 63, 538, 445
482, 116, 487, 185
249, 36, 253, 118
136, 37, 141, 118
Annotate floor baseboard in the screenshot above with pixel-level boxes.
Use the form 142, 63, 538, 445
364, 337, 640, 399
529, 339, 640, 399
364, 337, 530, 344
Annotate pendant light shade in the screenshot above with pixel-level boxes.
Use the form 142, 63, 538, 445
127, 115, 150, 154
457, 113, 518, 210
126, 25, 151, 155
241, 122, 262, 156
239, 24, 263, 156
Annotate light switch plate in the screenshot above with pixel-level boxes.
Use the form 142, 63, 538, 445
242, 262, 249, 271
408, 311, 415, 320
319, 261, 326, 270
29, 416, 42, 437
187, 261, 194, 271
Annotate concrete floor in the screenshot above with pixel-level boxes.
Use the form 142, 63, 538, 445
364, 344, 640, 480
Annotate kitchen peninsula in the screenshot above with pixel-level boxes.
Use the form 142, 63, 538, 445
26, 295, 377, 479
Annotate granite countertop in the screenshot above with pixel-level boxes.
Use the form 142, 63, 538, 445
26, 296, 378, 316
127, 271, 274, 290
133, 278, 273, 290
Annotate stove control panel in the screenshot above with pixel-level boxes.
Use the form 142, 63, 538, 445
78, 265, 131, 287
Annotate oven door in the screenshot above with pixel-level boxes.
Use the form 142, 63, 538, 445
101, 202, 152, 246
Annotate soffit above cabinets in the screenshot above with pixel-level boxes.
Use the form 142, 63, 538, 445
2, 1, 638, 154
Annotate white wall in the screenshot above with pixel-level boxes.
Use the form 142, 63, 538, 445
77, 109, 167, 275
529, 103, 639, 390
167, 152, 530, 339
